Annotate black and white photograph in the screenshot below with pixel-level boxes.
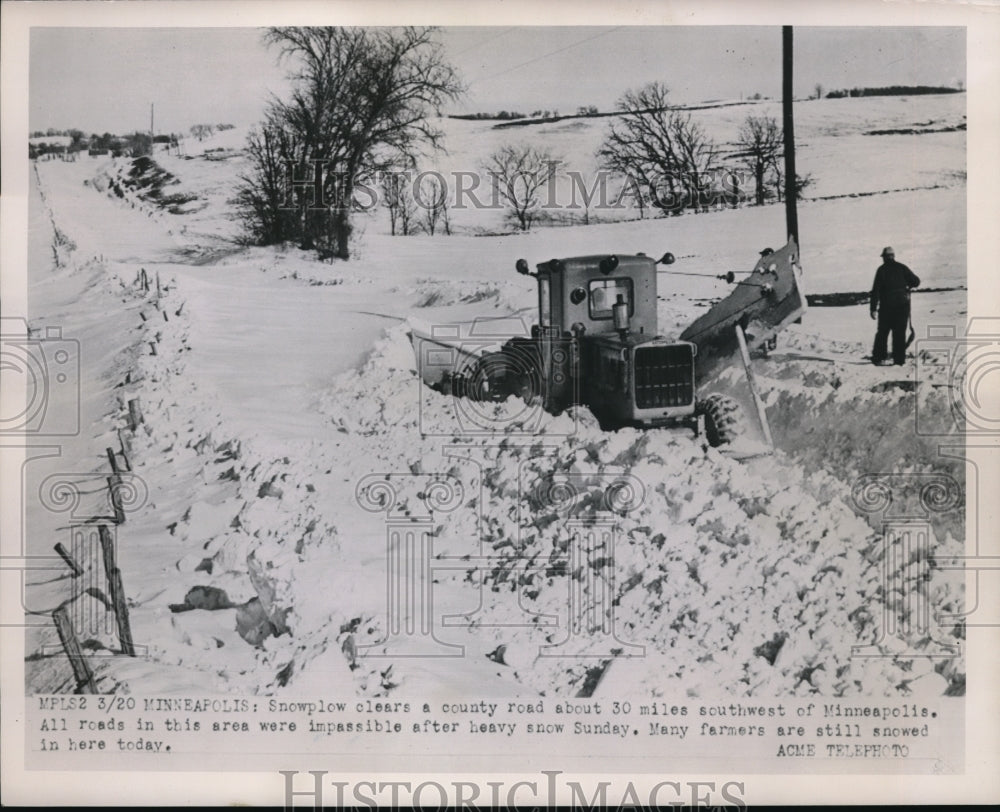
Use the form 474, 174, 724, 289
2, 0, 998, 806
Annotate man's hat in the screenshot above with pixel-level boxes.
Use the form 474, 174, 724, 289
881, 246, 895, 257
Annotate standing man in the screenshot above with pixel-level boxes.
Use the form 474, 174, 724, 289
870, 246, 920, 365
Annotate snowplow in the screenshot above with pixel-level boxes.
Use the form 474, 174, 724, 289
412, 239, 806, 453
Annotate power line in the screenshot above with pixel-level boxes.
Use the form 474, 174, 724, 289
467, 27, 624, 87
452, 27, 518, 58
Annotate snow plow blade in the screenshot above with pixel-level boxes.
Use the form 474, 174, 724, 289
680, 239, 806, 382
409, 316, 529, 390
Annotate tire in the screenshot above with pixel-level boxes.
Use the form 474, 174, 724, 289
697, 393, 749, 448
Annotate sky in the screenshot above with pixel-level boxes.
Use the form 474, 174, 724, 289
29, 26, 965, 135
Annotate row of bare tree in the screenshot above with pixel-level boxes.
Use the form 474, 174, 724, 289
381, 171, 451, 236
480, 83, 805, 232
599, 81, 805, 215
235, 28, 807, 253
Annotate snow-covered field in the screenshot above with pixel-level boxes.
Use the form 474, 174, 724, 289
23, 94, 966, 699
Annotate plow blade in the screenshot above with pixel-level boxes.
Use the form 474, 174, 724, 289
680, 239, 807, 382
409, 316, 529, 390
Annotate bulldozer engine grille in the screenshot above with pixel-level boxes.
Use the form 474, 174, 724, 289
634, 345, 694, 409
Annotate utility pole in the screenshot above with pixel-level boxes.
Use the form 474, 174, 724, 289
782, 26, 799, 249
150, 103, 155, 142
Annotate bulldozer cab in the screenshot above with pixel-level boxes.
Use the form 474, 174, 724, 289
516, 253, 698, 428
531, 254, 659, 338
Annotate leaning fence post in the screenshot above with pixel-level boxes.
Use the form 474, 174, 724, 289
54, 542, 84, 578
107, 476, 126, 525
98, 525, 135, 656
52, 605, 97, 693
117, 429, 132, 471
106, 447, 121, 476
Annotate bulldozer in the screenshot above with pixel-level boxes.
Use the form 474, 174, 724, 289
411, 26, 812, 456
412, 239, 807, 453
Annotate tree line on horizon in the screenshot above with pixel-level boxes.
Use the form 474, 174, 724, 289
824, 84, 963, 99
29, 124, 236, 159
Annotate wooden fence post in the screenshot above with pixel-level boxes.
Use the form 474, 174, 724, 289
54, 542, 83, 578
117, 428, 133, 471
98, 525, 135, 656
107, 476, 126, 525
127, 398, 144, 431
52, 605, 97, 693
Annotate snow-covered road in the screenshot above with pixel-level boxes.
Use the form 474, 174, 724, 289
168, 266, 400, 441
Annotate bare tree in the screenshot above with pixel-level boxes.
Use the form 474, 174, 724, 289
415, 172, 450, 236
381, 168, 417, 236
814, 83, 824, 100
234, 113, 302, 245
483, 144, 561, 231
669, 113, 719, 211
190, 124, 215, 142
598, 82, 719, 214
736, 114, 782, 206
242, 27, 463, 258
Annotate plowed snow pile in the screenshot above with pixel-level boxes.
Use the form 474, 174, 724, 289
243, 326, 959, 699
